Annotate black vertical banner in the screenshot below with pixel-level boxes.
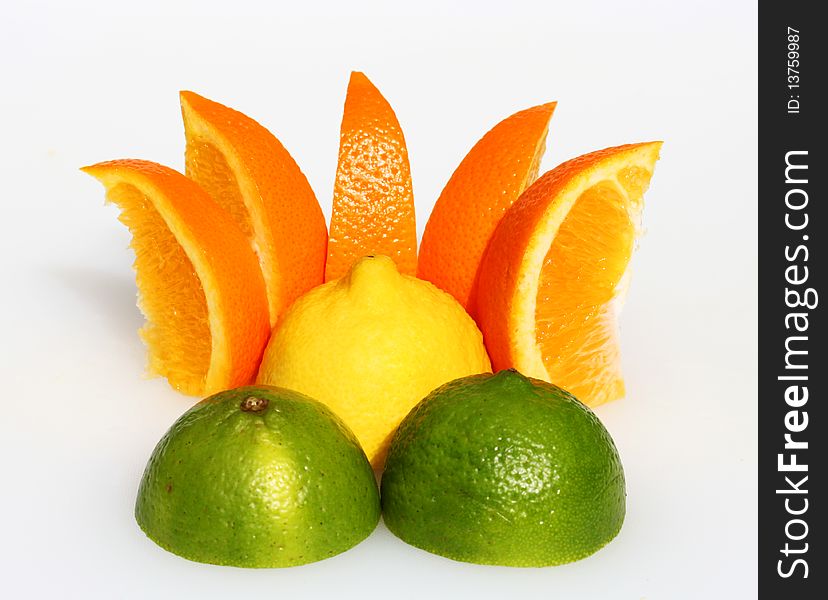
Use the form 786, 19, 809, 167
759, 1, 825, 598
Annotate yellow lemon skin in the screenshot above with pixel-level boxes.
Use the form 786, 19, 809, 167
257, 255, 492, 469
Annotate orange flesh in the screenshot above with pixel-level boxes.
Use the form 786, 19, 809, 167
535, 181, 635, 404
109, 183, 211, 394
185, 140, 255, 240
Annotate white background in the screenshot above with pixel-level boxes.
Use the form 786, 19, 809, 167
0, 1, 757, 598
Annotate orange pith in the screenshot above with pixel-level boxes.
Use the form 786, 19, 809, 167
417, 103, 556, 308
180, 91, 328, 326
82, 159, 271, 396
474, 142, 662, 407
325, 72, 416, 281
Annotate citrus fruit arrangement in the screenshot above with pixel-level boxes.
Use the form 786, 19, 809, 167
83, 72, 661, 568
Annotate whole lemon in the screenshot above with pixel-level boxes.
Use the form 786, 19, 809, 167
257, 255, 491, 468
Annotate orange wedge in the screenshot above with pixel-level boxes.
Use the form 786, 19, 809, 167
474, 142, 662, 407
82, 159, 271, 396
325, 72, 416, 281
417, 103, 556, 309
180, 91, 328, 326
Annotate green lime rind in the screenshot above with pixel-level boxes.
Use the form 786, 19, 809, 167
380, 370, 625, 567
135, 385, 380, 568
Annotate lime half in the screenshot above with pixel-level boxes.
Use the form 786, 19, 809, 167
136, 385, 380, 567
381, 370, 625, 567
